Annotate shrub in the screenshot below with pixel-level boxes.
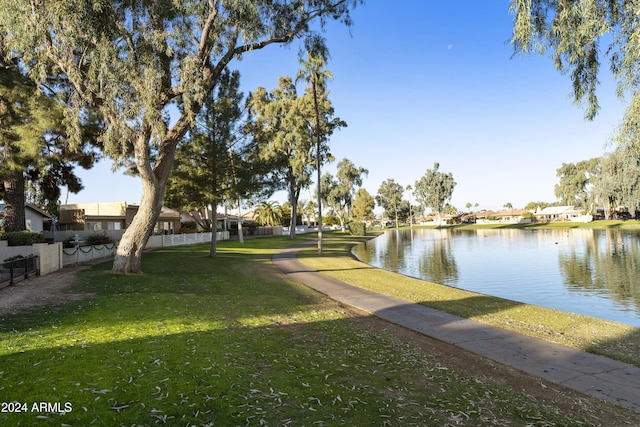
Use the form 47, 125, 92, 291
3, 254, 25, 263
348, 222, 367, 236
181, 221, 197, 230
86, 232, 114, 246
1, 231, 45, 246
324, 215, 340, 226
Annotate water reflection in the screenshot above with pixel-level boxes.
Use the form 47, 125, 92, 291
558, 230, 640, 313
352, 228, 640, 326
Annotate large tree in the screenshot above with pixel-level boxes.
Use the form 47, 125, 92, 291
0, 0, 360, 273
413, 162, 456, 225
0, 51, 98, 231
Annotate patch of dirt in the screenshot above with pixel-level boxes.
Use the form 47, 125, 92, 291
0, 265, 93, 316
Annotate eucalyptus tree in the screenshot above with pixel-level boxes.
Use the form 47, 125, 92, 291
321, 158, 368, 231
555, 158, 600, 210
413, 162, 456, 226
0, 0, 360, 273
376, 179, 404, 228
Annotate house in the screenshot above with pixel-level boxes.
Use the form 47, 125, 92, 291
59, 202, 182, 234
181, 209, 262, 235
0, 202, 53, 232
534, 206, 593, 223
475, 209, 531, 224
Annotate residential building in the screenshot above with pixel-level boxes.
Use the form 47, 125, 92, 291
534, 206, 593, 223
59, 202, 182, 234
0, 203, 53, 232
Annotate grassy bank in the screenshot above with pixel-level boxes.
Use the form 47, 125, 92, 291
0, 236, 636, 425
297, 231, 640, 367
385, 219, 640, 231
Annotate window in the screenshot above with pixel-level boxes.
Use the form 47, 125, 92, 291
107, 221, 122, 230
86, 222, 102, 231
155, 221, 174, 235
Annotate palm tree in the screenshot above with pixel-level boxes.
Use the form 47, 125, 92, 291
254, 200, 282, 226
297, 50, 332, 253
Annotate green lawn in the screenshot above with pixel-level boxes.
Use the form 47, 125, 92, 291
0, 235, 636, 425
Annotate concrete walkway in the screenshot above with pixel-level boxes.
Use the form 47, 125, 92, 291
273, 244, 640, 413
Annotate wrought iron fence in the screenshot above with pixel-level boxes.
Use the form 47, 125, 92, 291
0, 255, 39, 287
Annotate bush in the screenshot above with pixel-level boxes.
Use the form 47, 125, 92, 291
181, 221, 197, 230
86, 232, 114, 246
348, 222, 367, 236
324, 215, 340, 226
1, 231, 45, 246
3, 254, 25, 263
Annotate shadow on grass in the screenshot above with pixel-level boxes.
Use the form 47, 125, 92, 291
1, 238, 638, 424
1, 302, 634, 426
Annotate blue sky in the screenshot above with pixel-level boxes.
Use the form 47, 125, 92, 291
68, 1, 626, 212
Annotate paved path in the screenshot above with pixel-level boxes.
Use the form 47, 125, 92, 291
273, 244, 640, 413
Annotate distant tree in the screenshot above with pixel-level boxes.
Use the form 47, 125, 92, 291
524, 201, 552, 212
413, 162, 456, 225
592, 150, 640, 219
554, 158, 600, 210
254, 200, 283, 226
300, 199, 317, 226
321, 158, 368, 231
443, 204, 458, 215
352, 188, 375, 223
376, 179, 404, 228
396, 199, 412, 223
465, 202, 473, 212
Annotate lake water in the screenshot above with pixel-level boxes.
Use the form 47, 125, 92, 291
352, 228, 640, 327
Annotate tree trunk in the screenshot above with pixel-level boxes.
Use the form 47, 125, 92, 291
288, 182, 300, 240
209, 200, 218, 257
2, 173, 26, 232
112, 127, 177, 274
237, 197, 244, 244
